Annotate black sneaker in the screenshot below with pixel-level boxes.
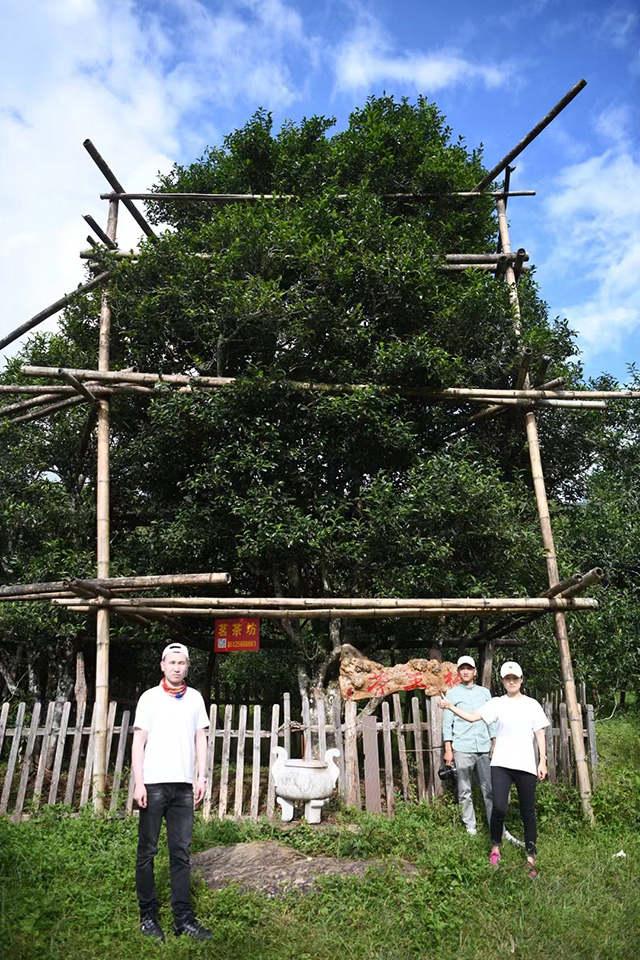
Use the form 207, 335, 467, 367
140, 915, 165, 942
173, 916, 213, 940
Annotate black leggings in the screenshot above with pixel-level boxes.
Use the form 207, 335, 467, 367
490, 766, 538, 855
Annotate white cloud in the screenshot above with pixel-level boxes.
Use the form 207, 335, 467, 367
0, 0, 319, 356
540, 149, 640, 355
334, 17, 508, 94
600, 4, 639, 48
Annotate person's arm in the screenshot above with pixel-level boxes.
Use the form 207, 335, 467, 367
193, 727, 208, 806
442, 697, 455, 765
132, 728, 148, 808
439, 695, 482, 723
535, 727, 548, 781
489, 737, 496, 759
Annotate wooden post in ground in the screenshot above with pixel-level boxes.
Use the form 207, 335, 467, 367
93, 197, 118, 809
496, 196, 595, 823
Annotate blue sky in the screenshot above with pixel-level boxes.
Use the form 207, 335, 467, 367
1, 0, 639, 381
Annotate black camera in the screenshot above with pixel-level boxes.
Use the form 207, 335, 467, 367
438, 763, 457, 781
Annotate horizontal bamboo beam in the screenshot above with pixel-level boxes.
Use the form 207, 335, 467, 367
6, 395, 86, 426
0, 272, 112, 352
0, 393, 64, 418
83, 140, 157, 241
56, 596, 597, 611
101, 190, 537, 202
53, 601, 596, 619
0, 571, 231, 599
21, 366, 632, 403
471, 79, 587, 192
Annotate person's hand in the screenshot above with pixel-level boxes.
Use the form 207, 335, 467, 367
443, 745, 454, 767
489, 741, 495, 760
194, 777, 206, 806
537, 759, 547, 781
134, 784, 147, 809
439, 694, 451, 711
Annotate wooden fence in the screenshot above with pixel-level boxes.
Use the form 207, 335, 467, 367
0, 691, 597, 821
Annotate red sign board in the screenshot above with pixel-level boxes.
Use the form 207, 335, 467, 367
214, 618, 260, 652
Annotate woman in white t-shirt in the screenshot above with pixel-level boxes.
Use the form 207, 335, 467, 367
440, 660, 549, 878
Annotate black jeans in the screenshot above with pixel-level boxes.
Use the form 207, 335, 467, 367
490, 766, 539, 855
136, 782, 194, 920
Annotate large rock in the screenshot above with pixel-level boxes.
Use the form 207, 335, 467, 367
339, 643, 460, 700
192, 840, 417, 897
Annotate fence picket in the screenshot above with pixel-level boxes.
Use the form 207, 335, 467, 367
218, 704, 233, 819
64, 702, 87, 806
411, 697, 426, 801
79, 709, 97, 807
586, 704, 598, 782
250, 705, 262, 821
234, 704, 248, 816
49, 701, 72, 805
109, 709, 130, 812
392, 694, 410, 801
202, 704, 218, 822
15, 703, 42, 817
267, 703, 280, 819
544, 700, 556, 783
381, 700, 395, 814
362, 715, 381, 813
283, 692, 291, 757
558, 702, 570, 780
0, 702, 26, 815
317, 693, 327, 758
32, 701, 56, 811
331, 695, 346, 798
0, 702, 10, 757
301, 692, 312, 759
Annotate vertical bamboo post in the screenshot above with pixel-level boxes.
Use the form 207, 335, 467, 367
94, 197, 118, 809
496, 196, 594, 823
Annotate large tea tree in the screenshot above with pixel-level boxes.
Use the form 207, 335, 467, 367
1, 97, 593, 699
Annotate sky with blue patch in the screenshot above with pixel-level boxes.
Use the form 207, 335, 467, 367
1, 0, 638, 381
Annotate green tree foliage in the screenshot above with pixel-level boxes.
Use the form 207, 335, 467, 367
1, 96, 607, 699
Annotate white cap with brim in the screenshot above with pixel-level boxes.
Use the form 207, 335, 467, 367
457, 655, 476, 669
162, 642, 190, 661
500, 660, 523, 678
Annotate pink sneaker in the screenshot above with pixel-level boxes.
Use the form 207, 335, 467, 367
489, 850, 501, 867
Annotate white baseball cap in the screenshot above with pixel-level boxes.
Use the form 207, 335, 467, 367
500, 661, 523, 678
162, 642, 190, 661
457, 656, 476, 669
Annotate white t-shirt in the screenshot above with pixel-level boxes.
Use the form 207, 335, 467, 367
478, 695, 550, 775
134, 685, 209, 784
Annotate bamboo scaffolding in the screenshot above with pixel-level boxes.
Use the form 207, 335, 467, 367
60, 372, 99, 404
21, 365, 640, 401
0, 384, 154, 397
83, 140, 156, 241
471, 79, 587, 192
460, 377, 566, 431
52, 605, 597, 619
101, 190, 537, 202
0, 272, 113, 353
497, 188, 596, 822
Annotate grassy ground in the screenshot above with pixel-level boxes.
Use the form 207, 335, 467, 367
1, 711, 639, 960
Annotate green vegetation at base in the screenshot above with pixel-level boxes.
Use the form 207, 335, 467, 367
1, 711, 639, 960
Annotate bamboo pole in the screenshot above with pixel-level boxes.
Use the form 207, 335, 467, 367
7, 396, 86, 426
21, 365, 639, 401
471, 80, 587, 192
0, 571, 231, 599
0, 393, 65, 418
93, 197, 118, 810
83, 140, 156, 241
0, 273, 113, 352
60, 372, 99, 404
83, 215, 118, 249
101, 190, 536, 202
53, 595, 598, 611
497, 194, 595, 822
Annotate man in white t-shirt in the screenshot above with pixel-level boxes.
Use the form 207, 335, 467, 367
132, 642, 212, 943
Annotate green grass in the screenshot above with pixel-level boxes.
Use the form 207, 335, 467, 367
1, 711, 639, 960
